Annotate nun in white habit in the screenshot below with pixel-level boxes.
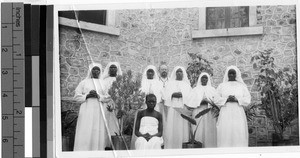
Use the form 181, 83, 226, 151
101, 62, 123, 136
140, 65, 163, 111
215, 65, 251, 147
186, 72, 217, 148
131, 65, 164, 149
73, 63, 109, 151
162, 66, 191, 149
102, 62, 123, 92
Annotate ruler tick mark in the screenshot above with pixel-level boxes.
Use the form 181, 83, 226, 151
13, 116, 24, 118
13, 87, 23, 89
2, 4, 25, 157
1, 68, 13, 70
3, 136, 13, 138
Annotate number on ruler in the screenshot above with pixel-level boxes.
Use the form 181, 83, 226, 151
2, 116, 8, 120
2, 47, 8, 52
2, 25, 8, 29
2, 93, 8, 97
2, 139, 8, 143
2, 70, 8, 75
16, 110, 22, 115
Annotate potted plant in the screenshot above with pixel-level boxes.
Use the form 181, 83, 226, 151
107, 70, 146, 150
186, 53, 214, 87
61, 109, 78, 151
251, 49, 298, 145
244, 102, 259, 122
180, 101, 220, 148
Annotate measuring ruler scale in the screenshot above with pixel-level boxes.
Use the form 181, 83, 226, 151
1, 3, 25, 158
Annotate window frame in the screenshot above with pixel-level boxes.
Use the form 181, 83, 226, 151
206, 6, 250, 30
59, 10, 120, 36
192, 6, 263, 39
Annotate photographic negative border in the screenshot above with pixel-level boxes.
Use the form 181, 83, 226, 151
53, 0, 300, 157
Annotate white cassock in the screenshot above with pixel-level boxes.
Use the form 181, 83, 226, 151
186, 72, 217, 148
135, 116, 163, 150
73, 63, 109, 151
158, 77, 169, 146
159, 77, 169, 89
140, 65, 163, 111
102, 62, 123, 136
215, 66, 251, 147
162, 66, 191, 149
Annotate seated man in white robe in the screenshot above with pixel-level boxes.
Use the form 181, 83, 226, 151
135, 94, 163, 150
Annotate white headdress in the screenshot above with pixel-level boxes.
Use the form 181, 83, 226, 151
142, 65, 159, 80
141, 65, 160, 93
222, 65, 245, 84
85, 62, 103, 79
196, 72, 212, 87
170, 66, 190, 85
102, 62, 122, 79
187, 72, 217, 108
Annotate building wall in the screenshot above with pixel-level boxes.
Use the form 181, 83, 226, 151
59, 5, 298, 146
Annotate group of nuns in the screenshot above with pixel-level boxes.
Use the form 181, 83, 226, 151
72, 62, 251, 151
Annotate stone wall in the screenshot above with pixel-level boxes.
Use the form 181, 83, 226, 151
59, 5, 298, 146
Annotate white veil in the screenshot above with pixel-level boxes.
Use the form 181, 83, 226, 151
196, 72, 212, 87
142, 65, 159, 80
141, 65, 160, 93
187, 72, 216, 108
85, 62, 103, 79
222, 65, 245, 84
101, 62, 122, 80
169, 66, 190, 84
74, 62, 104, 103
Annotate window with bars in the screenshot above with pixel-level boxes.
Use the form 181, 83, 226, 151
206, 6, 249, 30
59, 10, 107, 25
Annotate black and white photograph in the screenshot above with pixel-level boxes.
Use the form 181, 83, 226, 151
54, 0, 299, 157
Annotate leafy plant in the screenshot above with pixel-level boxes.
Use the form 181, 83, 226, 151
61, 109, 78, 137
244, 103, 259, 122
186, 53, 214, 87
251, 49, 298, 139
181, 100, 220, 144
108, 70, 146, 136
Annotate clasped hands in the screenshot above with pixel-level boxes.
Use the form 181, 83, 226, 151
141, 133, 154, 142
171, 92, 182, 98
226, 95, 238, 102
86, 90, 100, 100
201, 97, 210, 105
184, 98, 210, 110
